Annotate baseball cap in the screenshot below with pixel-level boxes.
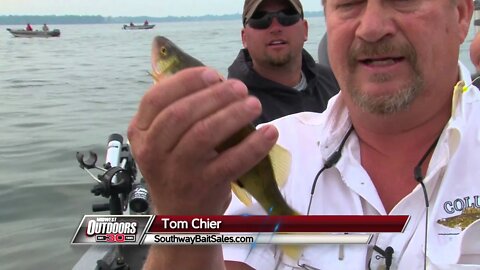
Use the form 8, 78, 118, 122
242, 0, 304, 25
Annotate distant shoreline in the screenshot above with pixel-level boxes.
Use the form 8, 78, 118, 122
0, 12, 324, 25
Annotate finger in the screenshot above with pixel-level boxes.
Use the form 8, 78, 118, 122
205, 124, 279, 184
135, 67, 222, 130
146, 79, 249, 153
176, 95, 262, 158
127, 114, 150, 167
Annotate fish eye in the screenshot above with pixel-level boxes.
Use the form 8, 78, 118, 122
160, 47, 167, 56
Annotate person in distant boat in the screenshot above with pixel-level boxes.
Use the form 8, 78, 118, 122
42, 24, 49, 32
130, 22, 134, 26
25, 23, 33, 31
227, 0, 338, 125
144, 20, 149, 26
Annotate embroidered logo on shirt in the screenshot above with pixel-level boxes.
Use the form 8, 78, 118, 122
437, 207, 480, 230
442, 195, 480, 214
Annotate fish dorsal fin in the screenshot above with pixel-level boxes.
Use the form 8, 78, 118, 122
269, 143, 292, 188
231, 143, 291, 206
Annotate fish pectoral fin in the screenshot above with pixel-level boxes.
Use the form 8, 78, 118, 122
231, 182, 252, 206
269, 144, 292, 188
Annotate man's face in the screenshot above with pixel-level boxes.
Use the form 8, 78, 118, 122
325, 0, 471, 115
242, 0, 307, 68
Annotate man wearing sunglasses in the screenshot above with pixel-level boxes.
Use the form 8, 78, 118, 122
228, 0, 338, 125
129, 0, 480, 269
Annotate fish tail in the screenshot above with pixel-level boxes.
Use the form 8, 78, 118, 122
279, 211, 303, 260
281, 245, 303, 260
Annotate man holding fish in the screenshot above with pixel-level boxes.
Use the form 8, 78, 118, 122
128, 0, 480, 268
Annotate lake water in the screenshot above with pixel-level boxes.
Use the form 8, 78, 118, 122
0, 18, 477, 270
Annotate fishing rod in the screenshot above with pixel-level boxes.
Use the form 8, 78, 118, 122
76, 133, 150, 215
75, 134, 150, 270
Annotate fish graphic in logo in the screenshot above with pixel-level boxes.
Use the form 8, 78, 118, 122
437, 207, 480, 230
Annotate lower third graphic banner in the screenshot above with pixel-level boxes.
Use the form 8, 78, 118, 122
71, 215, 409, 245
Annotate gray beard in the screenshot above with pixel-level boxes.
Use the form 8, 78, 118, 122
346, 40, 424, 115
347, 72, 424, 115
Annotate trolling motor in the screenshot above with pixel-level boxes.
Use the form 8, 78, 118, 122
76, 134, 150, 270
76, 134, 150, 215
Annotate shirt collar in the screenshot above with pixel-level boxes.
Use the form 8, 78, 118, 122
443, 61, 480, 156
295, 62, 480, 159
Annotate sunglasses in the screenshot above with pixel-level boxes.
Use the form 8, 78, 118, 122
246, 9, 302, 30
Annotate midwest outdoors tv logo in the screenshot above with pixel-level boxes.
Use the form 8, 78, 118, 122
71, 215, 153, 244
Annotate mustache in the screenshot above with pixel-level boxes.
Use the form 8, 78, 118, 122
348, 40, 417, 68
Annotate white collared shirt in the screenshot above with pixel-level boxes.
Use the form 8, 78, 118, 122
223, 62, 480, 269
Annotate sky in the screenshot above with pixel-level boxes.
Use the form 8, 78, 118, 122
0, 0, 324, 17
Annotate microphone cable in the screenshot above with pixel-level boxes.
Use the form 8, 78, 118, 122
307, 125, 354, 215
413, 134, 441, 270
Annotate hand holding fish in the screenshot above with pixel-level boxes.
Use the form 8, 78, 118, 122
128, 64, 278, 216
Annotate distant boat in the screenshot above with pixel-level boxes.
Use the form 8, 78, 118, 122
6, 28, 61, 38
122, 24, 155, 30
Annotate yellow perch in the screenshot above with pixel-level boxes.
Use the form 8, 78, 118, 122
151, 36, 306, 260
151, 36, 296, 216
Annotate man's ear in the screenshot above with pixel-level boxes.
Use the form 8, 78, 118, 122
456, 0, 473, 42
241, 28, 248, 48
303, 19, 309, 42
